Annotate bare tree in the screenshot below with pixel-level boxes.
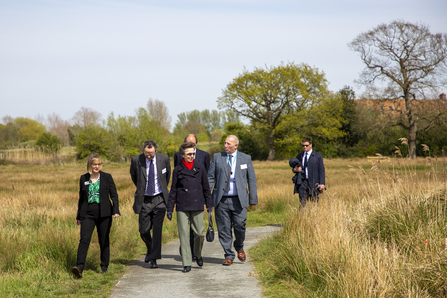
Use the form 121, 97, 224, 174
146, 98, 172, 131
349, 20, 447, 158
71, 107, 102, 129
46, 113, 70, 146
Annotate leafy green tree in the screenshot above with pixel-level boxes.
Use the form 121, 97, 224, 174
274, 92, 345, 159
74, 125, 111, 159
349, 20, 447, 159
35, 132, 62, 158
221, 123, 269, 160
218, 62, 332, 160
11, 117, 45, 142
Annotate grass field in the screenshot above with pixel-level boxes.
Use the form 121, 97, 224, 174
0, 154, 446, 297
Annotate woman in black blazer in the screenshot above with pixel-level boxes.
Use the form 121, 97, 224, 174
167, 142, 212, 273
72, 154, 120, 278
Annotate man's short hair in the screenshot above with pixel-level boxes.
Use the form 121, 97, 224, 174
143, 140, 159, 151
184, 134, 198, 144
179, 142, 196, 156
302, 137, 312, 144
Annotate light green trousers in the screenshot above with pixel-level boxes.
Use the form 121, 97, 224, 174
177, 210, 205, 267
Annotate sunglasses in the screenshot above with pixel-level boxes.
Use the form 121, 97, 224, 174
302, 144, 310, 147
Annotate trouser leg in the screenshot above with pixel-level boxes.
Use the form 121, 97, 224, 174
190, 211, 205, 259
149, 205, 166, 260
177, 211, 192, 267
231, 197, 247, 253
299, 180, 310, 207
76, 204, 98, 270
97, 215, 112, 269
215, 198, 234, 260
138, 205, 153, 252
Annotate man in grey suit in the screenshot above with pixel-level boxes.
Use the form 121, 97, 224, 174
294, 137, 325, 206
208, 135, 258, 266
130, 140, 171, 268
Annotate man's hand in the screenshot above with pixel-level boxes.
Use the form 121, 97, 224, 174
207, 207, 212, 214
318, 185, 325, 191
167, 212, 173, 221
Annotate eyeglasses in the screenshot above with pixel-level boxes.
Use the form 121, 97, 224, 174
185, 153, 196, 156
144, 153, 155, 157
302, 144, 310, 147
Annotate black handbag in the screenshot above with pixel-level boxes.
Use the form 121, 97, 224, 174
206, 213, 214, 242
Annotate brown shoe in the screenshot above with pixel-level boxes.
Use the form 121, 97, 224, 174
222, 258, 232, 266
237, 249, 246, 262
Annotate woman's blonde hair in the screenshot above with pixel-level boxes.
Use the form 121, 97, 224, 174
87, 153, 102, 174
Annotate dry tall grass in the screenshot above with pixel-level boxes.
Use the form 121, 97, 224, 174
251, 156, 447, 297
1, 153, 446, 297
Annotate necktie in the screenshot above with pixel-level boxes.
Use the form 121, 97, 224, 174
146, 160, 155, 195
303, 152, 308, 178
224, 155, 233, 193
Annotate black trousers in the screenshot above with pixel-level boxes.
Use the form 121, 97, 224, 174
298, 179, 319, 207
76, 203, 112, 270
139, 195, 166, 260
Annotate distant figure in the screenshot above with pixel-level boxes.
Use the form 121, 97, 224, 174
166, 142, 212, 273
207, 135, 258, 266
130, 140, 171, 269
173, 134, 211, 260
294, 137, 325, 206
72, 154, 121, 278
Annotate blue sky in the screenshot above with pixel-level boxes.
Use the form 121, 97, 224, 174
1, 0, 446, 127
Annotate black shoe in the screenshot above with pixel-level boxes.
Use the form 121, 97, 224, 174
182, 266, 191, 273
144, 250, 150, 263
196, 257, 203, 267
101, 267, 108, 273
192, 255, 197, 261
72, 266, 82, 278
149, 259, 158, 269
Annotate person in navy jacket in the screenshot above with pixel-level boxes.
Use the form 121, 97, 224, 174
167, 142, 212, 273
294, 137, 325, 206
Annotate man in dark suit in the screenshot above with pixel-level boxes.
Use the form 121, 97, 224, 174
208, 135, 258, 266
174, 134, 210, 171
130, 140, 171, 268
294, 137, 325, 207
173, 134, 210, 259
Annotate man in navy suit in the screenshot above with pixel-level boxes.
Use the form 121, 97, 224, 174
174, 134, 210, 171
173, 134, 210, 259
294, 137, 325, 206
208, 135, 257, 266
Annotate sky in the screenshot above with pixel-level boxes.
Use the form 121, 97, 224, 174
1, 0, 446, 128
